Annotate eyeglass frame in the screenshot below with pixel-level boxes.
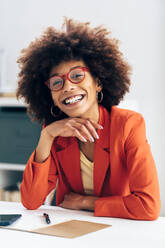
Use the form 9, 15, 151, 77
45, 66, 89, 92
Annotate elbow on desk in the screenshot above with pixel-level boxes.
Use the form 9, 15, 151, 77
141, 195, 161, 221
20, 185, 45, 210
125, 192, 161, 221
130, 199, 161, 221
144, 205, 161, 221
21, 198, 42, 210
21, 191, 41, 210
133, 199, 161, 221
20, 191, 44, 210
142, 210, 159, 221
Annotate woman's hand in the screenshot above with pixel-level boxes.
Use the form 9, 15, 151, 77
43, 117, 103, 143
35, 117, 103, 163
59, 192, 99, 211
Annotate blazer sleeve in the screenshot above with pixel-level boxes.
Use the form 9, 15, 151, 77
20, 150, 58, 210
94, 113, 161, 220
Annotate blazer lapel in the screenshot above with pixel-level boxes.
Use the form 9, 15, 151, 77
94, 105, 110, 196
55, 137, 84, 194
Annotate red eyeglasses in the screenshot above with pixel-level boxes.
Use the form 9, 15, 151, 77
45, 66, 89, 91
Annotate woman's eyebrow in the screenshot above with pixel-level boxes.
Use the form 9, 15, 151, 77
50, 65, 82, 77
71, 65, 81, 69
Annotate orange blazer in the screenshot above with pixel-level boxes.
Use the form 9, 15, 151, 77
21, 105, 161, 220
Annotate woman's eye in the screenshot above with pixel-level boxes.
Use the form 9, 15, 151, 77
71, 73, 83, 79
53, 80, 62, 86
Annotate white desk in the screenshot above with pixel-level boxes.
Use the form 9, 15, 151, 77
0, 201, 165, 248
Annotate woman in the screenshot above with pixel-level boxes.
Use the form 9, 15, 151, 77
16, 18, 160, 220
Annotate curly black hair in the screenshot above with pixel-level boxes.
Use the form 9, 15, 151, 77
16, 18, 131, 125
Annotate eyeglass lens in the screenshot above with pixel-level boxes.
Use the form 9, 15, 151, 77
49, 68, 85, 91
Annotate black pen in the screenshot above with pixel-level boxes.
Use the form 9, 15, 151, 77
43, 213, 51, 224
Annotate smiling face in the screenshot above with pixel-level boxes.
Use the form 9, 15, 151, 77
49, 60, 102, 122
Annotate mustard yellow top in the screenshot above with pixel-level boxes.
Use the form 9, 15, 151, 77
80, 151, 94, 195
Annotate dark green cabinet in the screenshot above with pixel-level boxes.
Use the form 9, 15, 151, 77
0, 106, 41, 164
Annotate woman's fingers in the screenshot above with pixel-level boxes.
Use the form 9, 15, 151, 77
66, 123, 88, 142
83, 119, 100, 140
68, 118, 103, 142
48, 117, 103, 142
89, 119, 103, 130
71, 121, 95, 142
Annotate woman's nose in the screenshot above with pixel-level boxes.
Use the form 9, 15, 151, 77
62, 79, 76, 92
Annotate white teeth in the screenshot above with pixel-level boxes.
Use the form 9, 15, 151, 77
65, 95, 83, 104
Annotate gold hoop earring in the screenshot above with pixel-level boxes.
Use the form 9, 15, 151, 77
51, 105, 62, 117
97, 91, 103, 103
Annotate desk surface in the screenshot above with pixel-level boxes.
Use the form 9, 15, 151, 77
0, 201, 165, 248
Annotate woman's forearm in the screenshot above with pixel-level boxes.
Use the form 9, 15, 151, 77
35, 128, 55, 163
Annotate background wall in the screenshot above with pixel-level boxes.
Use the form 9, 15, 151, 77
0, 0, 164, 215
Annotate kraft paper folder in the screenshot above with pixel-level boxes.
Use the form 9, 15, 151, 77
32, 219, 111, 238
1, 219, 111, 238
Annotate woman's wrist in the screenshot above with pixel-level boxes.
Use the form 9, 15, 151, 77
82, 195, 99, 211
41, 127, 55, 142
